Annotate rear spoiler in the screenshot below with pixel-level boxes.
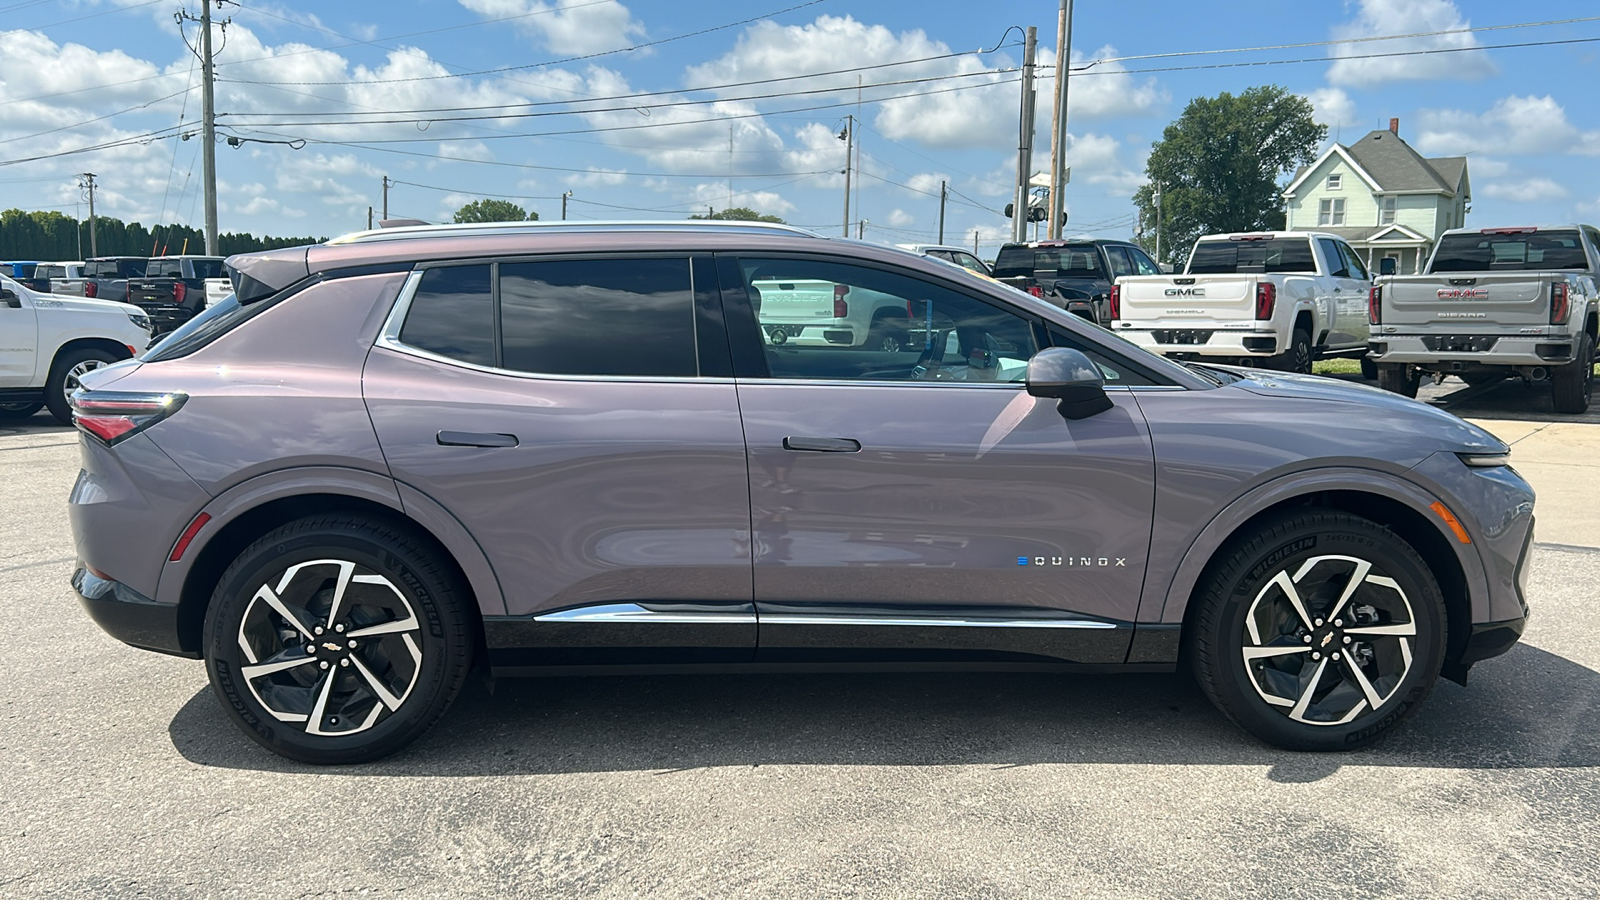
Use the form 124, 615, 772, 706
224, 246, 312, 304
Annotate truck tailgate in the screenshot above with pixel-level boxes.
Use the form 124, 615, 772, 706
1116, 274, 1257, 326
751, 277, 841, 322
1382, 274, 1553, 330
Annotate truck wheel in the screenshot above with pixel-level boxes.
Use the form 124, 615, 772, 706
1359, 357, 1378, 381
1270, 329, 1313, 374
866, 318, 909, 353
44, 347, 122, 424
0, 401, 45, 420
1551, 331, 1594, 415
1187, 509, 1447, 751
1375, 364, 1420, 398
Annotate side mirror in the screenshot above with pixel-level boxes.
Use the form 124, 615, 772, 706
1026, 348, 1113, 420
1378, 257, 1397, 276
1, 288, 19, 309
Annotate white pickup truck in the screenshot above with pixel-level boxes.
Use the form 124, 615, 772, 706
0, 274, 152, 424
1110, 231, 1372, 374
1369, 225, 1598, 413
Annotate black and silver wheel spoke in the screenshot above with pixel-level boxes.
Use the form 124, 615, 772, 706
1241, 554, 1415, 726
237, 559, 423, 737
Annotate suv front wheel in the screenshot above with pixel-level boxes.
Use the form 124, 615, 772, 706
1187, 510, 1446, 751
203, 515, 474, 764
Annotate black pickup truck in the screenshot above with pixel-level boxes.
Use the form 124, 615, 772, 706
991, 238, 1162, 326
82, 257, 148, 304
123, 255, 227, 333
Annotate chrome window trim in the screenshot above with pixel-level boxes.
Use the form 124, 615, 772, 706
760, 614, 1121, 630
534, 603, 755, 625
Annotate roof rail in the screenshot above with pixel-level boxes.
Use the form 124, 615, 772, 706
327, 219, 825, 245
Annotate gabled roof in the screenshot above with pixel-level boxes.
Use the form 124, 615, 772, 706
1344, 130, 1456, 194
1283, 144, 1383, 196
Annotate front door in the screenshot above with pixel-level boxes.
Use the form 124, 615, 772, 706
0, 276, 38, 386
363, 256, 755, 667
721, 255, 1155, 665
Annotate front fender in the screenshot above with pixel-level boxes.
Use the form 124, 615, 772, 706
1149, 466, 1490, 627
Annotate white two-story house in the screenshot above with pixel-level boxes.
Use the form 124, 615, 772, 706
1282, 120, 1470, 275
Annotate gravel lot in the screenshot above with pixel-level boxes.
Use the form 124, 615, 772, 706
2, 378, 1596, 898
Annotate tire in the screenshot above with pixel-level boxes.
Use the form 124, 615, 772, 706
1186, 509, 1447, 751
1270, 329, 1313, 374
1375, 363, 1421, 398
1359, 357, 1378, 381
866, 317, 909, 353
203, 515, 474, 764
0, 401, 44, 420
44, 346, 121, 424
1551, 331, 1594, 415
1460, 370, 1506, 388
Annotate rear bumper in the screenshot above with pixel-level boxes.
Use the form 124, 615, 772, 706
72, 566, 196, 658
1369, 334, 1573, 368
1117, 327, 1279, 358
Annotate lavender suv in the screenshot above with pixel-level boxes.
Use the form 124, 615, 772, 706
67, 221, 1533, 764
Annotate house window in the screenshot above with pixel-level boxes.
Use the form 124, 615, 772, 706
1380, 196, 1396, 226
1326, 174, 1342, 190
1318, 198, 1345, 227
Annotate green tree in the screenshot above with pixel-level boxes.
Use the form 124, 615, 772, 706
453, 199, 537, 223
1132, 85, 1327, 266
689, 206, 785, 224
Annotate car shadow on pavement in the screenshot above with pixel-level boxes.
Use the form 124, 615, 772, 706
168, 642, 1599, 778
0, 413, 74, 438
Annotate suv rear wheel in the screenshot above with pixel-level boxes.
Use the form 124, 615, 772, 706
203, 516, 473, 764
1186, 510, 1446, 751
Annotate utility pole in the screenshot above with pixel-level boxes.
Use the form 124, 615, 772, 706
728, 122, 735, 211
839, 114, 854, 237
1011, 26, 1038, 242
972, 228, 979, 255
367, 206, 373, 230
81, 173, 98, 257
938, 180, 947, 244
381, 176, 390, 220
1047, 0, 1073, 240
177, 3, 227, 254
1153, 187, 1163, 266
858, 219, 866, 240
562, 190, 571, 220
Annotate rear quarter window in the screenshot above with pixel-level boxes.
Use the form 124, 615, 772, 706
398, 265, 496, 368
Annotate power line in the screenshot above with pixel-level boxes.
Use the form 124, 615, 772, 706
0, 86, 194, 147
247, 0, 832, 87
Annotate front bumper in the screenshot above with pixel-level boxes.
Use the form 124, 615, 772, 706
1117, 327, 1279, 358
1369, 334, 1573, 368
72, 566, 197, 659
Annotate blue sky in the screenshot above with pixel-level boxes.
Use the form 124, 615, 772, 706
2, 0, 1597, 257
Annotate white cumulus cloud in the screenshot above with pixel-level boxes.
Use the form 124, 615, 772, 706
1326, 0, 1496, 88
457, 0, 644, 55
1479, 178, 1568, 203
1414, 95, 1600, 157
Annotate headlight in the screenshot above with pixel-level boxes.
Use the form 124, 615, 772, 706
128, 313, 152, 332
1458, 452, 1511, 468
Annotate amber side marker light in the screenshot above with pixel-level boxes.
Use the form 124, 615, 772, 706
1429, 501, 1472, 544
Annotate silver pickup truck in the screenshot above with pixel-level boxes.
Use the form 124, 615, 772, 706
1369, 225, 1599, 413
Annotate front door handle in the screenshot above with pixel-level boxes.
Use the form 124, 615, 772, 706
783, 436, 862, 452
437, 430, 519, 448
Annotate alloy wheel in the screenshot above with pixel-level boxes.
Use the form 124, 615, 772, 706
63, 359, 107, 404
1239, 554, 1416, 726
236, 558, 424, 737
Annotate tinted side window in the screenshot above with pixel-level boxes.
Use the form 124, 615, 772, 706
399, 265, 495, 368
1338, 242, 1369, 279
1128, 247, 1161, 275
1318, 238, 1350, 277
499, 258, 696, 377
1104, 246, 1135, 279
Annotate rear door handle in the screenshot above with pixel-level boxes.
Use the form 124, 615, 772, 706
783, 436, 861, 453
437, 430, 519, 448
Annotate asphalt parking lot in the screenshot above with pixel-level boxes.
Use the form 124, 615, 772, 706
2, 377, 1597, 898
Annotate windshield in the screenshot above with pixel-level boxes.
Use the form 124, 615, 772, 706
1188, 239, 1317, 274
1429, 230, 1591, 272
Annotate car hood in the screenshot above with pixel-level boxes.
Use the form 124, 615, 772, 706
1217, 366, 1508, 455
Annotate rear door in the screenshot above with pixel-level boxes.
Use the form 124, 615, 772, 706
723, 254, 1154, 665
363, 255, 756, 666
1317, 237, 1367, 348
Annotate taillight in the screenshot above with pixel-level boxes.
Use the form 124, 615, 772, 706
1255, 281, 1276, 320
1551, 281, 1570, 325
1028, 286, 1043, 298
70, 391, 187, 446
84, 281, 98, 298
1109, 284, 1122, 321
833, 283, 849, 318
1368, 285, 1382, 325
173, 281, 187, 305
